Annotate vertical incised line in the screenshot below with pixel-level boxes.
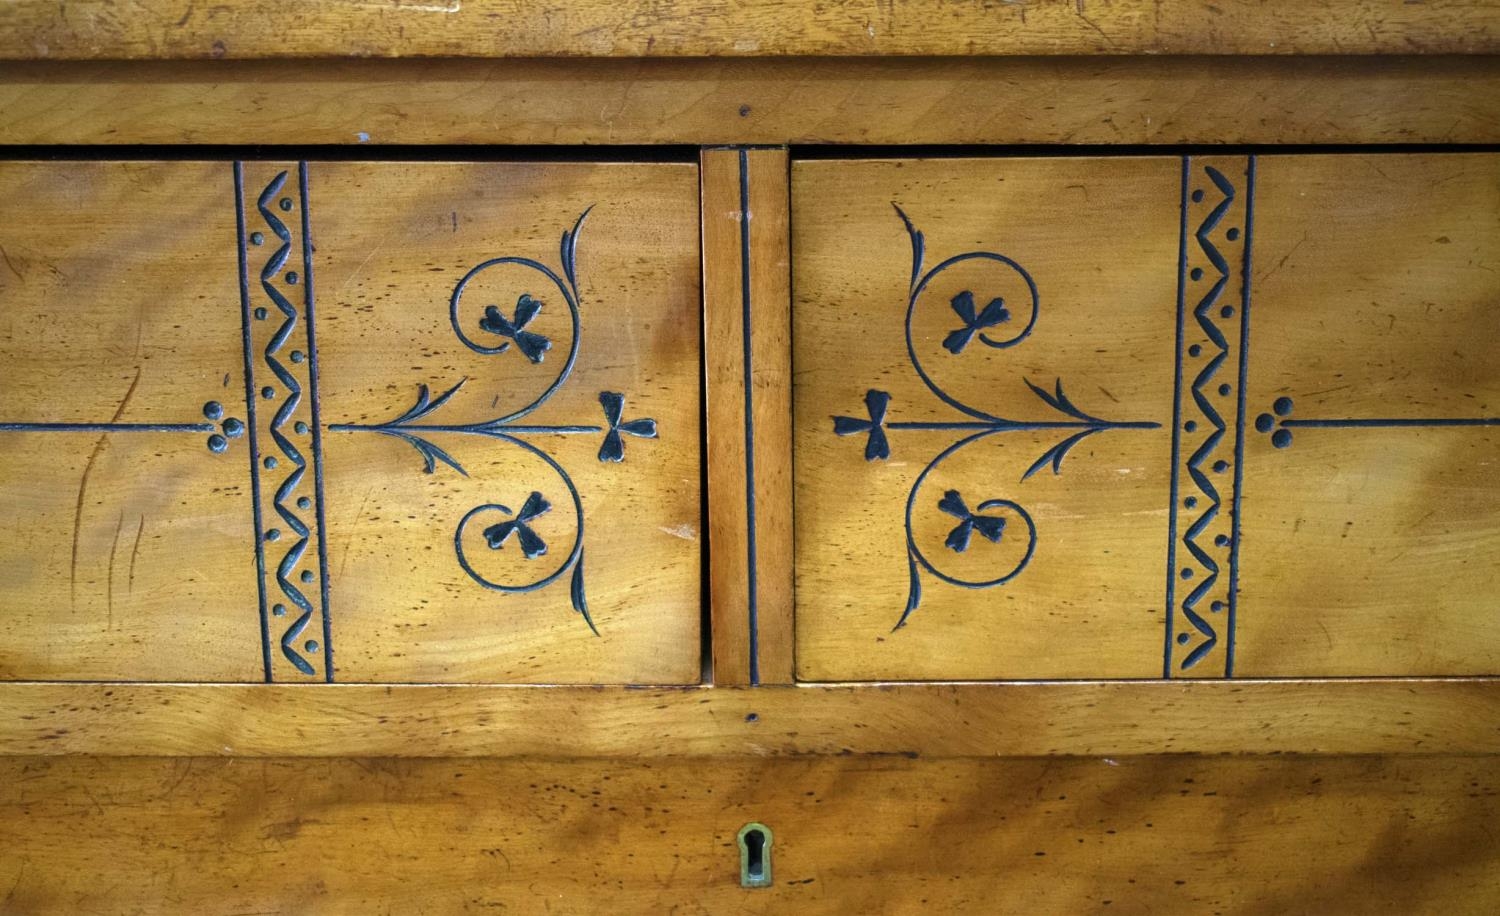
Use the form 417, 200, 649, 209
234, 161, 273, 682
739, 149, 760, 686
1163, 155, 1190, 678
299, 162, 335, 683
1225, 155, 1257, 678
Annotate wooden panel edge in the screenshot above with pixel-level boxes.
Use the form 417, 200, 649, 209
3, 755, 1498, 913
5, 57, 1500, 146
2, 680, 1497, 757
2, 0, 1499, 59
704, 148, 794, 685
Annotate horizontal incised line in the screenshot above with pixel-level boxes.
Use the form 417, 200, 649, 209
886, 419, 1160, 432
329, 423, 602, 434
1281, 417, 1500, 428
0, 422, 216, 432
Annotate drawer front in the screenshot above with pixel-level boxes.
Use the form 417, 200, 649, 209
792, 153, 1500, 681
0, 160, 702, 684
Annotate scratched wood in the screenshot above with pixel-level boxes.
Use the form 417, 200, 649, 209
3, 681, 1498, 757
792, 153, 1500, 681
1237, 153, 1500, 677
2, 754, 1498, 913
274, 161, 702, 684
3, 0, 1499, 59
0, 161, 260, 681
703, 148, 794, 685
7, 57, 1500, 148
793, 157, 1180, 681
0, 160, 703, 684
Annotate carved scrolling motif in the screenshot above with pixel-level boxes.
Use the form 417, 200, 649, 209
829, 155, 1500, 678
329, 208, 658, 637
831, 205, 1160, 630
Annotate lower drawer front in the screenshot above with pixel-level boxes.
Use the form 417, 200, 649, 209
2, 754, 1496, 914
0, 160, 703, 684
792, 153, 1500, 681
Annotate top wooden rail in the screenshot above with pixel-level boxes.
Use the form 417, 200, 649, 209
2, 0, 1498, 61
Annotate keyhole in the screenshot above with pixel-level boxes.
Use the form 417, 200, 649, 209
744, 830, 766, 879
737, 822, 772, 888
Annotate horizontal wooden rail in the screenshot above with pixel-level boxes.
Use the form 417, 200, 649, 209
2, 0, 1498, 59
4, 57, 1500, 147
2, 680, 1497, 757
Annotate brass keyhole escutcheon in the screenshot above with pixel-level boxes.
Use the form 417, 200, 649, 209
737, 822, 772, 888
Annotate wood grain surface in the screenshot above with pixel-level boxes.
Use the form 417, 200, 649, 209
1238, 153, 1500, 677
6, 57, 1500, 147
3, 0, 1499, 59
1, 681, 1497, 757
0, 161, 258, 682
2, 754, 1497, 913
307, 161, 702, 685
791, 153, 1500, 681
0, 160, 703, 684
703, 148, 794, 686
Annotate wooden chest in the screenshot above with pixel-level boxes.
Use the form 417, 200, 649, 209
1, 2, 1499, 912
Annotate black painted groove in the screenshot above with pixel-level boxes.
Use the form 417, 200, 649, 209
739, 148, 761, 687
300, 162, 337, 683
233, 161, 275, 683
1225, 156, 1258, 679
696, 165, 714, 686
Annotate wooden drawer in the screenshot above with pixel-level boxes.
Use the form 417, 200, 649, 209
0, 159, 703, 684
792, 153, 1500, 681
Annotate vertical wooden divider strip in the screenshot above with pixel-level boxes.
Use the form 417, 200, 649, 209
702, 148, 794, 685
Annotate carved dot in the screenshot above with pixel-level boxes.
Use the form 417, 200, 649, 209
1214, 534, 1230, 547
1254, 413, 1274, 433
1184, 496, 1198, 509
739, 104, 752, 118
1191, 189, 1204, 203
250, 231, 265, 246
206, 434, 228, 453
1273, 397, 1294, 417
290, 350, 305, 363
1227, 227, 1240, 241
1188, 344, 1202, 358
285, 271, 299, 285
1177, 632, 1191, 645
254, 307, 268, 320
1211, 601, 1225, 612
1212, 460, 1229, 473
1190, 267, 1203, 281
297, 496, 312, 510
294, 421, 309, 435
261, 386, 275, 399
223, 418, 245, 438
1220, 305, 1235, 319
265, 528, 281, 542
1218, 383, 1231, 397
745, 712, 759, 722
1180, 568, 1194, 580
305, 640, 320, 654
272, 604, 286, 617
264, 456, 278, 470
1271, 429, 1293, 449
1184, 421, 1197, 433
279, 197, 294, 212
203, 401, 224, 420
301, 570, 315, 583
